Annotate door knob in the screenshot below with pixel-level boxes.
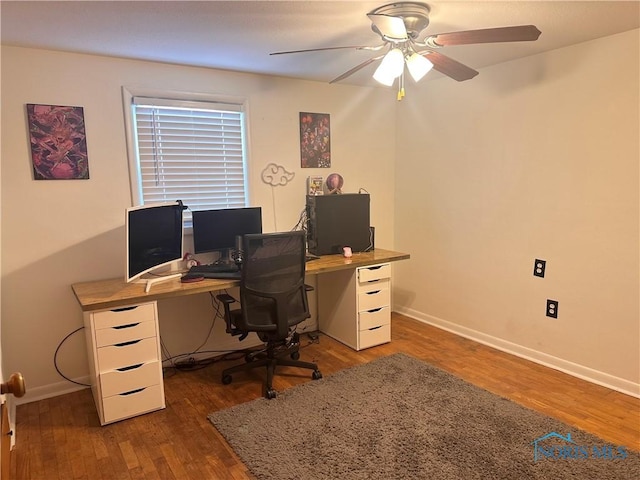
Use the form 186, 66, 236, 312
1, 372, 25, 398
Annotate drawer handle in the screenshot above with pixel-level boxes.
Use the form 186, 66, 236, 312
111, 306, 138, 313
113, 323, 140, 330
368, 326, 382, 331
113, 340, 141, 347
365, 290, 381, 295
366, 266, 383, 271
119, 387, 146, 396
116, 363, 143, 372
367, 307, 383, 313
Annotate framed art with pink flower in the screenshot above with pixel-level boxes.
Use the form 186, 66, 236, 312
27, 104, 90, 180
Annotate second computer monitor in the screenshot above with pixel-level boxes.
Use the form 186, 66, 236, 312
192, 207, 262, 255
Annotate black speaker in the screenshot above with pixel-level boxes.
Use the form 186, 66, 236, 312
306, 194, 371, 255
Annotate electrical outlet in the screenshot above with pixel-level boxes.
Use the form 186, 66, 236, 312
534, 259, 546, 278
546, 299, 558, 318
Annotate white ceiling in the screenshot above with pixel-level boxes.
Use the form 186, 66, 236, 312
1, 1, 639, 87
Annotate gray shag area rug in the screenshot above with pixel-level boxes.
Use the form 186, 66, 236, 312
208, 353, 639, 479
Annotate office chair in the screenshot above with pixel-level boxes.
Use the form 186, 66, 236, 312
216, 231, 323, 399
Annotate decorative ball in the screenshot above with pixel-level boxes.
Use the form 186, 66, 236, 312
325, 173, 344, 194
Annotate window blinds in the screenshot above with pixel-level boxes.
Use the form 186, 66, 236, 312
132, 97, 247, 220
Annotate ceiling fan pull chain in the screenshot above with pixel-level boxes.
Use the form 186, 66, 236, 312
397, 72, 406, 101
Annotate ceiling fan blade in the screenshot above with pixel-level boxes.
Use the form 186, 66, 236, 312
270, 44, 385, 56
426, 25, 541, 47
329, 55, 385, 84
421, 51, 479, 82
367, 13, 408, 41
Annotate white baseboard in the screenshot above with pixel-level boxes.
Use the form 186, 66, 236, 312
395, 307, 640, 399
14, 376, 91, 405
18, 319, 321, 405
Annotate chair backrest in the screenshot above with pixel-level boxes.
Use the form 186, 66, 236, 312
237, 231, 310, 339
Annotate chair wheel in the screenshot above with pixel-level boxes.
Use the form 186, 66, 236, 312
222, 374, 232, 385
266, 389, 277, 399
290, 351, 300, 360
312, 370, 323, 380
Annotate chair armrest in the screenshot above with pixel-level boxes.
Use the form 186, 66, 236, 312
216, 294, 242, 336
216, 293, 236, 305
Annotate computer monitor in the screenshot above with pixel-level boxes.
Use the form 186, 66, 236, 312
125, 201, 185, 291
192, 207, 262, 262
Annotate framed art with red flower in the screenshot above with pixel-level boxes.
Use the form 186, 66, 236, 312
27, 104, 90, 180
299, 112, 331, 168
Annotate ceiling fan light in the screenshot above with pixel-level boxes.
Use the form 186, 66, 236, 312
373, 48, 404, 86
406, 53, 433, 82
373, 68, 396, 86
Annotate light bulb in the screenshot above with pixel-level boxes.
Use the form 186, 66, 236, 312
406, 52, 433, 82
373, 49, 404, 86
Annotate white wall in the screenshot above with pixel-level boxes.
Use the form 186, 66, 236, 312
0, 46, 396, 401
3, 30, 639, 403
394, 29, 640, 396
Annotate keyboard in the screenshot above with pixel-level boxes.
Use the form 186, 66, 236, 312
194, 270, 241, 280
187, 263, 241, 279
189, 263, 239, 274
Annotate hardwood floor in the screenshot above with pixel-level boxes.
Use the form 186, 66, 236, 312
11, 313, 639, 479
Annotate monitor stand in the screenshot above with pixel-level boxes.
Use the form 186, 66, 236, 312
137, 272, 183, 293
215, 248, 239, 267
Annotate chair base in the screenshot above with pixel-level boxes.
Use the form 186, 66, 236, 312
221, 341, 322, 399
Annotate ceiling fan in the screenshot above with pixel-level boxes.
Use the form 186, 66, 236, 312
270, 2, 541, 99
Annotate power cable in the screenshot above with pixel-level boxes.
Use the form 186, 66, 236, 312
54, 326, 90, 387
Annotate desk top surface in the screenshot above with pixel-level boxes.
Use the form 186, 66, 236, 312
72, 248, 410, 312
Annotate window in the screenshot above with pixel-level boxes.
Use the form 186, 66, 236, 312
123, 88, 249, 227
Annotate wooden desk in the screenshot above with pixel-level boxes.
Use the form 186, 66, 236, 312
72, 248, 410, 312
73, 248, 409, 424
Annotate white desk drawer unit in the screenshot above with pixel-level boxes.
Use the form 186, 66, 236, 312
358, 287, 390, 312
97, 337, 160, 371
84, 301, 165, 425
95, 318, 157, 348
101, 384, 164, 424
318, 262, 392, 351
99, 361, 162, 397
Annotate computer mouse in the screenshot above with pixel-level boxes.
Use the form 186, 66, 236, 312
181, 274, 204, 283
